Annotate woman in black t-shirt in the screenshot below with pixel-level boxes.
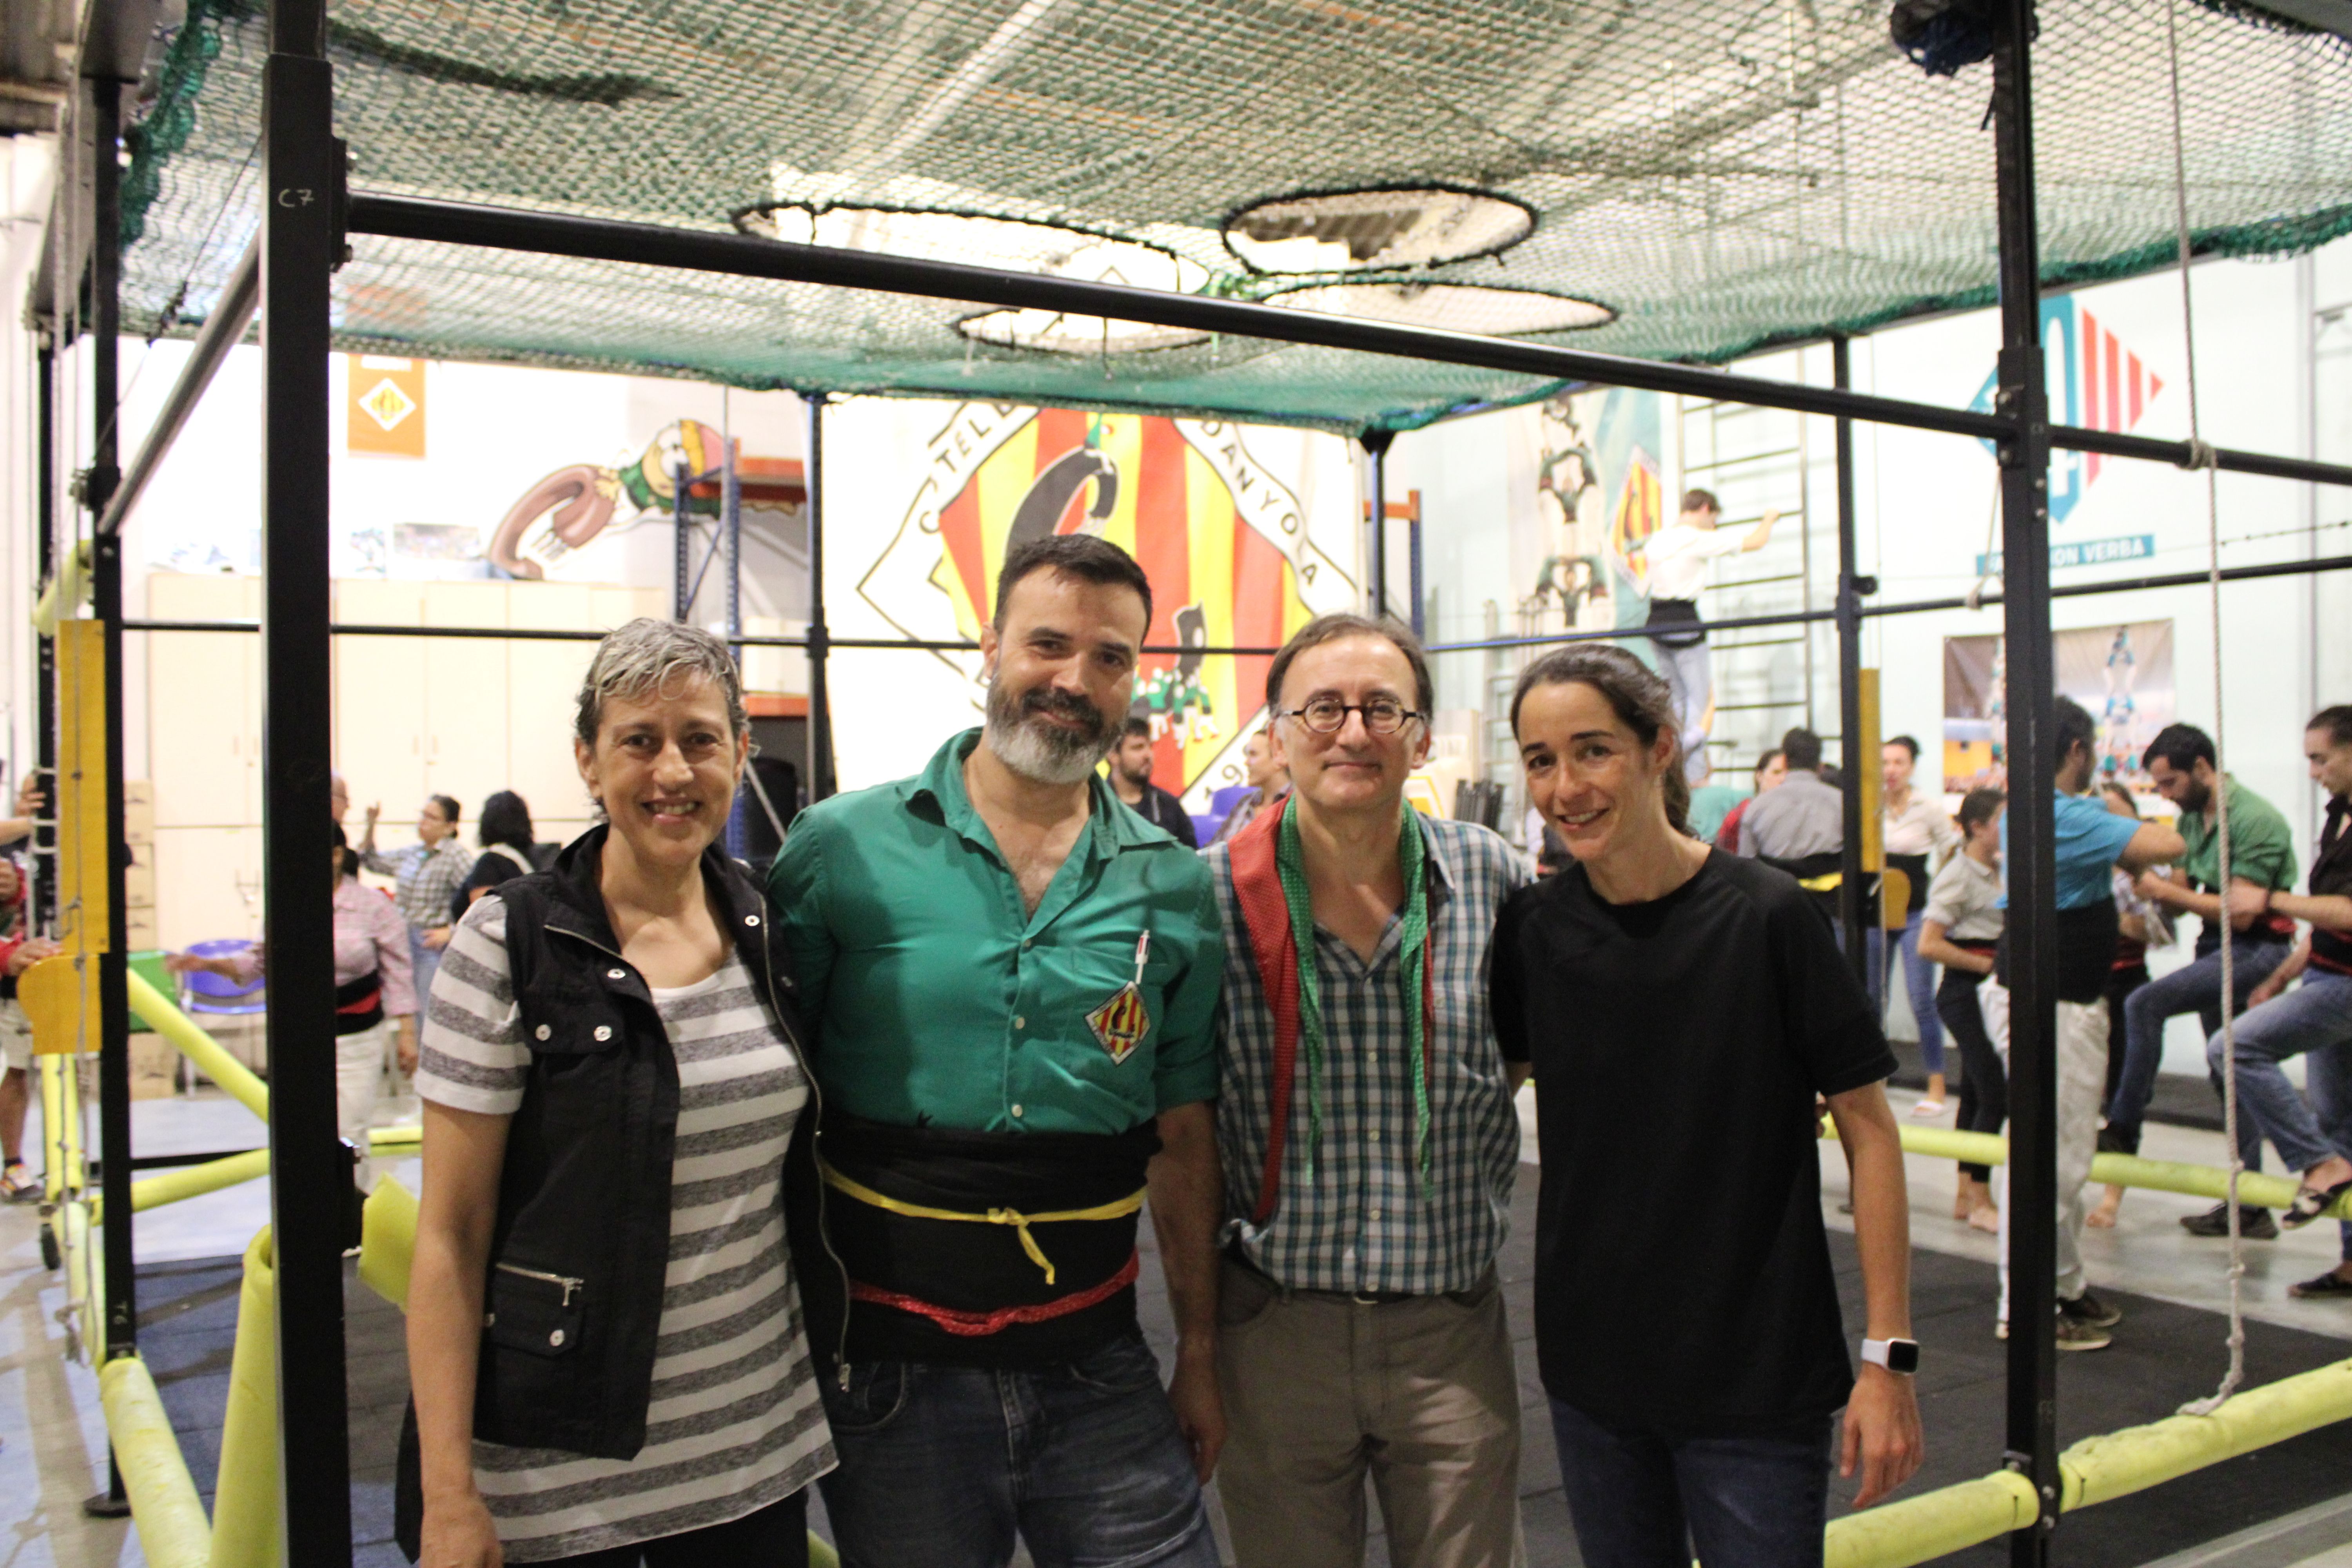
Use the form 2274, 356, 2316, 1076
1494, 645, 1923, 1568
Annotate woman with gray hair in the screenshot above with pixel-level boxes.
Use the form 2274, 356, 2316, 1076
400, 619, 835, 1566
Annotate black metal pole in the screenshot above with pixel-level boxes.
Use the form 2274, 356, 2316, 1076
342, 193, 2352, 492
94, 240, 258, 539
1991, 4, 2060, 1560
34, 338, 56, 932
1834, 337, 1867, 977
805, 394, 833, 802
86, 73, 136, 1390
672, 457, 692, 622
1407, 493, 1426, 640
261, 0, 354, 1556
1362, 430, 1392, 619
724, 436, 748, 857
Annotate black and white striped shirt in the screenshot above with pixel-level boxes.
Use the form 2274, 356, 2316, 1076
415, 897, 834, 1561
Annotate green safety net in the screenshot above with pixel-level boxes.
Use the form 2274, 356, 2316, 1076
114, 0, 2352, 433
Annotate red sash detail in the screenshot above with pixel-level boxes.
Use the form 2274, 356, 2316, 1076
846, 1250, 1141, 1337
1228, 804, 1436, 1226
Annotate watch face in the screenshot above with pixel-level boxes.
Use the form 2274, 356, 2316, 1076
1887, 1339, 1920, 1374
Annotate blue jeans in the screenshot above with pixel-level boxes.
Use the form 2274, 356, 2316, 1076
2104, 939, 2290, 1169
2205, 973, 2352, 1176
1869, 912, 1945, 1077
409, 925, 443, 1011
1548, 1397, 1831, 1568
817, 1331, 1217, 1568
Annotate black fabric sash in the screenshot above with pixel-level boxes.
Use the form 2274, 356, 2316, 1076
334, 970, 383, 1036
1646, 596, 1706, 650
820, 1110, 1160, 1367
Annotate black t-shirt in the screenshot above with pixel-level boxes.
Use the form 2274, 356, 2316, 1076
1122, 784, 1199, 849
1492, 849, 1896, 1438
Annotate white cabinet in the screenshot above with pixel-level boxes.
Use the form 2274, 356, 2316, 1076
147, 573, 262, 827
422, 582, 512, 823
507, 583, 597, 830
332, 579, 429, 824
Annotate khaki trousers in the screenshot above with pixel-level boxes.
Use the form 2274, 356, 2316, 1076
1983, 982, 2109, 1311
1215, 1257, 1524, 1568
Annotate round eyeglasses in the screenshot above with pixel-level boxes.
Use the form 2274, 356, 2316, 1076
1280, 698, 1426, 735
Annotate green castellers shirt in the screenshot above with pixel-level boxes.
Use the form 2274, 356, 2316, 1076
2177, 775, 2299, 895
768, 729, 1223, 1135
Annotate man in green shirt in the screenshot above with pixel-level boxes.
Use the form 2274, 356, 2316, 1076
2103, 723, 2299, 1235
770, 533, 1225, 1568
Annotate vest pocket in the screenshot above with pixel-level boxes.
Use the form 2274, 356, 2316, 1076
486, 1261, 585, 1357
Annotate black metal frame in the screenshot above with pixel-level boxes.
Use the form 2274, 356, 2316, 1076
40, 1, 2352, 1555
258, 2, 358, 1558
1834, 336, 1869, 976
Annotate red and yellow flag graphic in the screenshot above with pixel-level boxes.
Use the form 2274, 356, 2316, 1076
928, 410, 1316, 796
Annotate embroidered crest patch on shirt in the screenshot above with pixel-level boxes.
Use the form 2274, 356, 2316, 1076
1087, 984, 1150, 1065
1087, 931, 1154, 1065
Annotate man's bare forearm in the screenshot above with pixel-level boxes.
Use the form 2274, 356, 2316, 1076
1148, 1101, 1222, 1351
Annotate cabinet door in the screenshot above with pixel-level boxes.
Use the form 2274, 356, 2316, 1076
152, 824, 265, 949
506, 582, 596, 831
422, 582, 512, 824
334, 579, 429, 825
146, 574, 260, 828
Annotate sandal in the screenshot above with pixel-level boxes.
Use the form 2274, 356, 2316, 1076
2283, 1178, 2352, 1230
0, 1161, 38, 1204
1908, 1098, 1948, 1118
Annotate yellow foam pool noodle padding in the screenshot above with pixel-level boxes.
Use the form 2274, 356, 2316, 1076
2060, 1358, 2352, 1512
359, 1177, 419, 1311
1824, 1468, 2039, 1568
1813, 1122, 2352, 1223
125, 1149, 273, 1215
209, 1229, 281, 1568
98, 1354, 213, 1568
32, 541, 91, 636
20, 953, 97, 1056
126, 969, 268, 1120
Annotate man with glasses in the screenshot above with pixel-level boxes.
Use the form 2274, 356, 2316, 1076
1208, 613, 1531, 1568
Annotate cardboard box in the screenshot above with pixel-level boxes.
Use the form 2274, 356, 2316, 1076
125, 863, 155, 909
130, 1033, 179, 1098
127, 913, 159, 951
123, 780, 154, 809
123, 801, 155, 844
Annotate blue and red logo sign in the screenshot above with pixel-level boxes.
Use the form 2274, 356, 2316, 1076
1971, 297, 2165, 526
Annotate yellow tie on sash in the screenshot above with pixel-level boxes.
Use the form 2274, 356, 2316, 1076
817, 1157, 1146, 1286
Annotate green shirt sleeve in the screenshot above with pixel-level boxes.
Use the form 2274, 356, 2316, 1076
2234, 795, 2301, 892
766, 811, 837, 1030
1151, 864, 1225, 1113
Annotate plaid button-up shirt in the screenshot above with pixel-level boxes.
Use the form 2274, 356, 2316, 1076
1208, 813, 1529, 1295
363, 838, 474, 933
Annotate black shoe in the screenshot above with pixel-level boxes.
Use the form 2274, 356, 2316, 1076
2180, 1202, 2277, 1240
2060, 1290, 2123, 1329
2289, 1269, 2352, 1299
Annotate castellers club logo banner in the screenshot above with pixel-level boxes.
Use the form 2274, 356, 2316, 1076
1970, 296, 2166, 528
857, 405, 1358, 802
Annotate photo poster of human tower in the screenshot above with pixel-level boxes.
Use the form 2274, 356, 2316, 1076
1516, 387, 1670, 655
827, 399, 1363, 801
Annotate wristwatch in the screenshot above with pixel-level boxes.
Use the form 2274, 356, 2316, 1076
1862, 1337, 1920, 1375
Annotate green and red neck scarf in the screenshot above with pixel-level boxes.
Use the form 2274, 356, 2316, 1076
1229, 791, 1435, 1225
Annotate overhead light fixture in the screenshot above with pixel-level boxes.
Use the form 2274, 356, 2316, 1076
1259, 281, 1613, 335
1223, 187, 1535, 274
737, 203, 1210, 352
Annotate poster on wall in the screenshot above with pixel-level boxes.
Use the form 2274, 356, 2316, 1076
1518, 388, 1668, 660
834, 401, 1360, 801
1942, 619, 2176, 792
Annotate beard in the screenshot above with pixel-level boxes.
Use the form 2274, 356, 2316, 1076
2180, 778, 2212, 815
985, 676, 1120, 786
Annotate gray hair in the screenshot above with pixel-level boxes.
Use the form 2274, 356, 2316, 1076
574, 619, 748, 748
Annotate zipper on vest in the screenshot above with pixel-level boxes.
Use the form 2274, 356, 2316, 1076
494, 1261, 584, 1307
755, 918, 854, 1387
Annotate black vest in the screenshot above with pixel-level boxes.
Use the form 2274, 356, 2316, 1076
396, 827, 844, 1554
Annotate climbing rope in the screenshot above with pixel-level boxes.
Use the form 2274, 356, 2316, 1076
2167, 0, 2245, 1418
